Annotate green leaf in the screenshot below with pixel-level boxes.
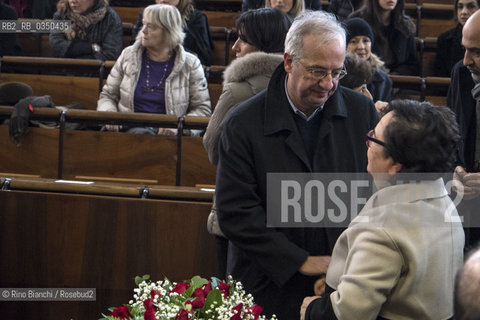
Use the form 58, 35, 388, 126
135, 274, 150, 286
190, 275, 208, 289
204, 288, 222, 311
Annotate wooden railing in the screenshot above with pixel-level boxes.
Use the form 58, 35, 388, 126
0, 107, 216, 186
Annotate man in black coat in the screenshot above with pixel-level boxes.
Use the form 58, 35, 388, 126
216, 10, 378, 320
448, 10, 480, 249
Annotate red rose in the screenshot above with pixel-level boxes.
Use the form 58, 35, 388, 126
202, 281, 212, 296
143, 298, 155, 311
175, 309, 190, 320
144, 308, 156, 320
190, 288, 206, 309
170, 282, 190, 294
246, 305, 263, 320
218, 281, 231, 298
150, 289, 161, 299
111, 306, 132, 319
230, 303, 243, 320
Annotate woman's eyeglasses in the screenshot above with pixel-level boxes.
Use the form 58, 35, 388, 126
366, 129, 387, 148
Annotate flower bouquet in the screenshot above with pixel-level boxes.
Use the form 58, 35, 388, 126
101, 275, 277, 320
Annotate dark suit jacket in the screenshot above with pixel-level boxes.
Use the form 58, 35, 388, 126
435, 24, 464, 77
447, 61, 476, 171
216, 63, 378, 320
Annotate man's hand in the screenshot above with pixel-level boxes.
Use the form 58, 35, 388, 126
300, 296, 320, 320
299, 256, 330, 276
313, 274, 326, 296
374, 101, 388, 115
453, 166, 480, 200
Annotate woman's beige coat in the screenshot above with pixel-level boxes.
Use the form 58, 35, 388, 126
97, 41, 211, 117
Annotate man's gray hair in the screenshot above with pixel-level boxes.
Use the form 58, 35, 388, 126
285, 10, 346, 61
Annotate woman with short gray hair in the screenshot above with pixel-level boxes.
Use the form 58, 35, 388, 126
97, 4, 211, 135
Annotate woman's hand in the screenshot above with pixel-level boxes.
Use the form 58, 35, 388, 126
101, 124, 122, 132
157, 128, 178, 136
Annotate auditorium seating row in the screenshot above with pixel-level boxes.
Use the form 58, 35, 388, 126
16, 21, 237, 66
0, 175, 218, 319
111, 0, 454, 10
0, 56, 225, 108
0, 54, 450, 109
110, 2, 456, 38
0, 106, 216, 186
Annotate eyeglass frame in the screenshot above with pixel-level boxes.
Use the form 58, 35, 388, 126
366, 129, 387, 149
296, 60, 348, 81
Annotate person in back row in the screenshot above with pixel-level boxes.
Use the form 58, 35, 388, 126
97, 4, 211, 135
435, 0, 480, 77
132, 0, 213, 66
343, 17, 392, 111
202, 7, 292, 279
49, 0, 123, 60
349, 0, 419, 75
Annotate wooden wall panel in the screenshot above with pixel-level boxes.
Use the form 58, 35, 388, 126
0, 189, 218, 320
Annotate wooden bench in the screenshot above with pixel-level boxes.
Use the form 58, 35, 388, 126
0, 107, 216, 186
203, 10, 240, 28
389, 74, 449, 106
111, 6, 144, 24
0, 176, 217, 320
210, 26, 236, 66
0, 72, 100, 108
405, 3, 455, 37
1, 56, 225, 108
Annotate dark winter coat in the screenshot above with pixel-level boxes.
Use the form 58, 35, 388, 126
435, 24, 464, 77
49, 1, 123, 60
447, 60, 476, 171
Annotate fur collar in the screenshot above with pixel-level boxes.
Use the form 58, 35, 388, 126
223, 52, 284, 85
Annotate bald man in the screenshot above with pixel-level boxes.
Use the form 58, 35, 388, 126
448, 9, 480, 248
455, 247, 480, 320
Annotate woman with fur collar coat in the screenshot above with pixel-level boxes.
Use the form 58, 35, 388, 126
203, 8, 291, 165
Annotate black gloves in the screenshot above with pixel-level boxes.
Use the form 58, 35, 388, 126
9, 95, 54, 145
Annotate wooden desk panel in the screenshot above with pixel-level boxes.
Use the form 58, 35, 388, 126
0, 189, 218, 320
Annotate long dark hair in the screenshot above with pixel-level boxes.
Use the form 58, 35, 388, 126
349, 0, 415, 43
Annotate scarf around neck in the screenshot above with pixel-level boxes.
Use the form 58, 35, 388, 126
64, 3, 107, 40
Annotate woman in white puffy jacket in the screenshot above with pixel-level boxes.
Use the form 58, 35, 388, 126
97, 3, 211, 135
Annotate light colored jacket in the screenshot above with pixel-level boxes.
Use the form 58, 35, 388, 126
203, 51, 283, 165
326, 178, 464, 320
97, 41, 211, 118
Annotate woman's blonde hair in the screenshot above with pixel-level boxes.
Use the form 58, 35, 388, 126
142, 4, 185, 49
265, 0, 304, 17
